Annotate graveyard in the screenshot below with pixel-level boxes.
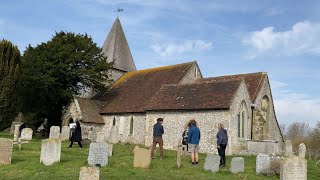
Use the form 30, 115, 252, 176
0, 132, 319, 180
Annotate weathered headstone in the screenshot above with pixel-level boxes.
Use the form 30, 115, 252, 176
60, 126, 70, 141
88, 143, 108, 167
108, 143, 113, 157
256, 153, 270, 174
21, 128, 33, 141
108, 126, 119, 144
40, 138, 61, 165
280, 156, 307, 180
177, 140, 182, 168
230, 157, 244, 173
13, 124, 20, 142
133, 147, 151, 168
96, 132, 106, 143
49, 126, 60, 139
299, 143, 306, 159
79, 167, 99, 180
284, 140, 293, 156
0, 138, 13, 165
203, 154, 220, 173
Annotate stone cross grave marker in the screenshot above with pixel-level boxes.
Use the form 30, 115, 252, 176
40, 138, 61, 165
0, 138, 13, 165
230, 157, 244, 173
21, 128, 33, 141
108, 143, 113, 157
133, 146, 151, 168
49, 126, 60, 139
96, 132, 106, 143
299, 143, 306, 159
284, 140, 293, 156
13, 124, 20, 142
256, 153, 270, 174
79, 166, 99, 180
280, 155, 307, 180
60, 126, 70, 141
88, 143, 108, 167
203, 154, 220, 173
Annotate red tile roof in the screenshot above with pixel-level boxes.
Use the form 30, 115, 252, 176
198, 72, 266, 102
77, 98, 104, 124
99, 62, 195, 114
146, 79, 242, 111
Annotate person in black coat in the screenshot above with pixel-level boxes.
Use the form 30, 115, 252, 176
69, 120, 83, 148
216, 123, 228, 167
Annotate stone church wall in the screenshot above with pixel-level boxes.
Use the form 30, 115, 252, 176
61, 99, 82, 126
145, 110, 231, 154
179, 63, 202, 84
101, 113, 146, 145
109, 69, 126, 83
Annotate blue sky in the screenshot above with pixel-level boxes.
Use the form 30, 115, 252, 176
1, 0, 319, 127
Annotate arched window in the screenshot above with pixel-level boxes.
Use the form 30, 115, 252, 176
238, 101, 247, 138
113, 117, 116, 126
130, 117, 134, 135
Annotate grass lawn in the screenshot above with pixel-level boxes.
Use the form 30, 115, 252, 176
0, 132, 319, 180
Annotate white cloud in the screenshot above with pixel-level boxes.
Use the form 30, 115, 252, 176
243, 21, 320, 58
151, 40, 213, 57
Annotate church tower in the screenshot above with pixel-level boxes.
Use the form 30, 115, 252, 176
102, 17, 137, 82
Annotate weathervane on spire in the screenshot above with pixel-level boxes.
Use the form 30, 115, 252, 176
114, 8, 124, 18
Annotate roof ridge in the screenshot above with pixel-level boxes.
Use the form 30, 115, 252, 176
162, 78, 243, 88
203, 72, 265, 80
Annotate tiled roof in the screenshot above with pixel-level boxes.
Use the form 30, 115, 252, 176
77, 98, 104, 124
146, 79, 242, 111
99, 62, 195, 114
198, 72, 266, 102
102, 18, 136, 72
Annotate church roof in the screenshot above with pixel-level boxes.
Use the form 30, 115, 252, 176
99, 62, 195, 114
102, 18, 136, 72
146, 79, 242, 111
77, 98, 104, 124
198, 72, 266, 102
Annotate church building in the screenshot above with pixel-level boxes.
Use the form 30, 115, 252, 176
62, 18, 284, 155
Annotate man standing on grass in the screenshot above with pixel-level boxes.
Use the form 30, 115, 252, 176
151, 118, 164, 159
188, 119, 201, 166
216, 123, 228, 167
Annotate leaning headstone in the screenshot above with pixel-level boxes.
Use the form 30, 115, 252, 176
96, 132, 106, 143
21, 128, 33, 141
88, 143, 108, 167
230, 157, 244, 173
133, 147, 151, 168
60, 126, 70, 141
108, 143, 113, 157
40, 138, 61, 165
0, 138, 13, 165
284, 140, 293, 156
13, 124, 20, 142
49, 126, 60, 139
177, 140, 182, 168
108, 126, 119, 144
256, 153, 271, 174
203, 154, 220, 173
280, 156, 307, 180
299, 143, 306, 159
79, 166, 99, 180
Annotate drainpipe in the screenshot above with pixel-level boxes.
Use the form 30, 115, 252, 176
250, 104, 255, 140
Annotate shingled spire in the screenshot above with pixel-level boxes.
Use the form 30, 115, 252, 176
102, 17, 136, 72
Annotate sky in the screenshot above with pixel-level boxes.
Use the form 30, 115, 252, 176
1, 0, 319, 127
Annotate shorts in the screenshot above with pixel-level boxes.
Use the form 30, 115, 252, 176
188, 144, 199, 153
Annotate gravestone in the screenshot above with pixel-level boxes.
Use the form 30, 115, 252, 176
49, 126, 60, 139
88, 143, 108, 167
96, 132, 106, 143
40, 138, 61, 165
280, 156, 307, 180
256, 153, 270, 174
108, 126, 119, 144
176, 140, 182, 168
108, 143, 113, 157
60, 126, 70, 141
79, 166, 99, 180
21, 128, 33, 141
230, 157, 244, 173
133, 147, 151, 168
299, 143, 306, 159
284, 140, 293, 156
0, 138, 13, 165
203, 154, 220, 173
13, 124, 20, 142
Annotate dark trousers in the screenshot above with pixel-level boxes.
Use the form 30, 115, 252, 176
218, 144, 227, 166
69, 141, 83, 148
151, 137, 163, 158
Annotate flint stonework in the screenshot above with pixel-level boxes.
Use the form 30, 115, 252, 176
0, 138, 13, 165
79, 166, 99, 180
280, 156, 307, 180
88, 143, 108, 167
60, 126, 70, 141
96, 132, 106, 143
49, 126, 60, 139
20, 128, 33, 141
40, 138, 61, 165
256, 153, 270, 174
230, 157, 244, 173
203, 154, 220, 173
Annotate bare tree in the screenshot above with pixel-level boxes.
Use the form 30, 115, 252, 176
286, 122, 310, 140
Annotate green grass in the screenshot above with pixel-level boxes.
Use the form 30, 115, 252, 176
0, 132, 319, 180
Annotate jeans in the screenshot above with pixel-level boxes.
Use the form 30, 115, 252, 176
218, 144, 227, 166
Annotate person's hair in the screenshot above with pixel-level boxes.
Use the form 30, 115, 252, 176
189, 119, 197, 126
157, 118, 163, 122
219, 123, 224, 129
